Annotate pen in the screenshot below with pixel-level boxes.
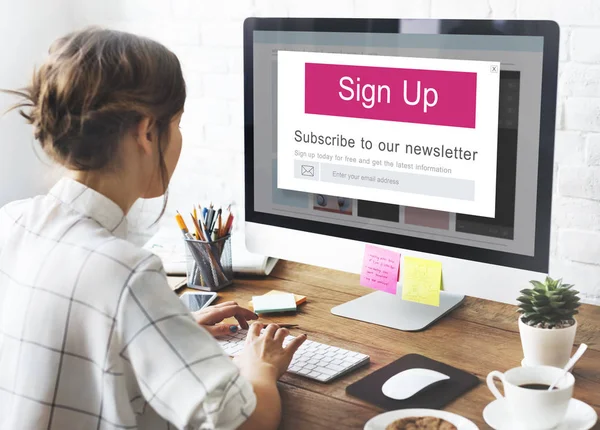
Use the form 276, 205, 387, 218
256, 323, 299, 329
275, 324, 299, 328
214, 209, 222, 234
198, 212, 211, 242
206, 207, 215, 233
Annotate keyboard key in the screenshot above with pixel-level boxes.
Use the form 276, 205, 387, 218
315, 367, 336, 376
216, 331, 370, 382
326, 363, 345, 372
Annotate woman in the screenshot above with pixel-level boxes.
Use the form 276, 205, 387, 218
0, 27, 305, 430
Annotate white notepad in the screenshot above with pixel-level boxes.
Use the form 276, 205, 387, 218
251, 293, 297, 314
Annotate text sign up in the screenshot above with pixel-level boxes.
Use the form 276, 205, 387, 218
305, 63, 477, 129
277, 50, 500, 218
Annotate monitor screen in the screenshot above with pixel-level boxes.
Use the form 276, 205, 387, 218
245, 20, 557, 272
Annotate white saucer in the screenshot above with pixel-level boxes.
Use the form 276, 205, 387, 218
483, 398, 597, 430
364, 408, 478, 430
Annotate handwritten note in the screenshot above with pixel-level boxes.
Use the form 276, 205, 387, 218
402, 256, 442, 306
360, 244, 400, 294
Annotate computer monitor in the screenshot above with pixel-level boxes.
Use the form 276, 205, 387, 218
243, 18, 559, 331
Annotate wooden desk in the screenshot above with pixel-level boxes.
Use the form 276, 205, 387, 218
171, 260, 600, 429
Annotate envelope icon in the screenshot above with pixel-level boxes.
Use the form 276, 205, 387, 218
301, 165, 315, 177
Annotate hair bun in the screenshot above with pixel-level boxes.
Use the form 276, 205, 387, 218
3, 27, 186, 172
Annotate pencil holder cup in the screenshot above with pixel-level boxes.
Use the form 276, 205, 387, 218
184, 235, 233, 291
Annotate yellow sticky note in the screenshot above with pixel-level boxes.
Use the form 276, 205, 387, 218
402, 256, 442, 307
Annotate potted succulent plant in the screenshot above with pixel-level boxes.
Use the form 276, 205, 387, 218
517, 276, 581, 368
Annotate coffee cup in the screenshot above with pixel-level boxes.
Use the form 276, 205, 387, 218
486, 365, 574, 430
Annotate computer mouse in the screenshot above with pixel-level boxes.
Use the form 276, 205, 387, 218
382, 368, 450, 400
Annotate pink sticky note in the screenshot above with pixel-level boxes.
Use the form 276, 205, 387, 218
360, 244, 400, 294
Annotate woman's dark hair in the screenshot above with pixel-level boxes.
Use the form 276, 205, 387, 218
3, 26, 186, 220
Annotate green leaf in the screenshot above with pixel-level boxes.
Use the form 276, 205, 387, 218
517, 296, 533, 304
520, 288, 534, 296
533, 305, 553, 314
550, 301, 566, 308
530, 280, 546, 290
528, 317, 543, 326
532, 296, 550, 306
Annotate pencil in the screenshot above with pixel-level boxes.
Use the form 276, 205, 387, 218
225, 213, 234, 235
190, 212, 204, 240
216, 210, 222, 238
198, 212, 211, 242
175, 211, 193, 239
222, 211, 230, 237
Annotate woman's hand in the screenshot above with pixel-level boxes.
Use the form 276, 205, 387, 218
193, 301, 258, 337
233, 322, 307, 383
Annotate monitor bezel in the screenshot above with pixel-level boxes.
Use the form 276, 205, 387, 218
243, 18, 559, 273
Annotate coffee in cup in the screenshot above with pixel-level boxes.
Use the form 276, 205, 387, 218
486, 365, 574, 430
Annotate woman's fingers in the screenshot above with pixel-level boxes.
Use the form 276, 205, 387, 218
212, 301, 238, 308
247, 322, 263, 341
198, 304, 258, 326
284, 334, 308, 358
263, 323, 279, 339
203, 323, 238, 337
274, 328, 289, 344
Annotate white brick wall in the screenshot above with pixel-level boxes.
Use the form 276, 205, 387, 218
69, 0, 600, 304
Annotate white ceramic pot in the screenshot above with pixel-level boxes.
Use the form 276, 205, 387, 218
518, 317, 577, 368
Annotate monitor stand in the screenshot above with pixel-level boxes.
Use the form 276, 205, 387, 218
330, 289, 465, 332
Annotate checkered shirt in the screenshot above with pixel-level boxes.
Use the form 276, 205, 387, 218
0, 177, 256, 430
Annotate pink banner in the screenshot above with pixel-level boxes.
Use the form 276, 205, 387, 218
305, 62, 477, 129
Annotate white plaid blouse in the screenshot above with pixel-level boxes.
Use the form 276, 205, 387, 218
0, 177, 256, 430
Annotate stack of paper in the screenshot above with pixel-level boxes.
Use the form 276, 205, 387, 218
251, 293, 297, 314
249, 290, 306, 310
143, 225, 279, 276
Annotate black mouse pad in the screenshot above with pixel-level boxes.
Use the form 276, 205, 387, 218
346, 353, 479, 410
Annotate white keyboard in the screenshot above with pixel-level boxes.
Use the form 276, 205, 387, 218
217, 329, 370, 382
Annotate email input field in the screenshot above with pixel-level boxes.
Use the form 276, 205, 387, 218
304, 162, 475, 200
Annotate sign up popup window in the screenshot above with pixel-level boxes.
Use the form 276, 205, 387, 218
277, 51, 500, 217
